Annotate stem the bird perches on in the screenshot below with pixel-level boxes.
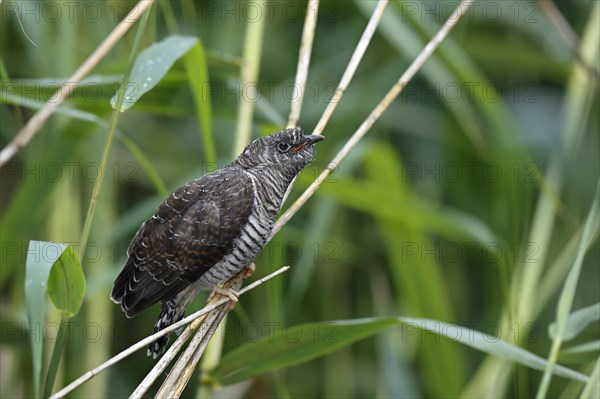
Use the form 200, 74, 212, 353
49, 267, 290, 399
132, 270, 246, 398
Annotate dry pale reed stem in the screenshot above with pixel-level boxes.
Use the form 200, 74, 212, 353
132, 269, 248, 397
537, 0, 600, 84
129, 310, 210, 398
155, 306, 230, 398
170, 312, 227, 397
50, 266, 291, 399
312, 0, 389, 136
538, 0, 579, 49
287, 0, 319, 129
131, 271, 244, 398
271, 0, 475, 238
280, 0, 386, 210
233, 0, 267, 155
0, 0, 155, 167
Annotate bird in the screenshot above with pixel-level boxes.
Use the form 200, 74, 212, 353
110, 127, 324, 358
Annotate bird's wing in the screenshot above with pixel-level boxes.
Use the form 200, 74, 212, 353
111, 167, 255, 317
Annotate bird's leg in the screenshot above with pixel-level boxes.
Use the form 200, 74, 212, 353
208, 263, 256, 311
208, 285, 239, 304
243, 263, 256, 280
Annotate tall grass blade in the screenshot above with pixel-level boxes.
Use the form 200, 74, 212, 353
579, 357, 600, 399
537, 180, 600, 397
25, 241, 67, 398
183, 39, 215, 164
399, 317, 589, 383
549, 303, 600, 341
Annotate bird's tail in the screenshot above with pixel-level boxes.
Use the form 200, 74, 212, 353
147, 299, 184, 359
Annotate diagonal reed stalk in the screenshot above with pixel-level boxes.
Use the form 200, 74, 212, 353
130, 270, 246, 398
0, 0, 155, 167
271, 0, 475, 237
286, 0, 319, 129
153, 286, 241, 397
311, 0, 389, 137
279, 0, 387, 223
49, 266, 290, 399
232, 0, 267, 156
537, 0, 600, 85
78, 4, 153, 260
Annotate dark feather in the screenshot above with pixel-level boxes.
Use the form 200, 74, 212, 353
110, 167, 254, 317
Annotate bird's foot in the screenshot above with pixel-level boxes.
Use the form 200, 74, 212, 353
208, 286, 240, 312
243, 263, 256, 280
207, 264, 255, 311
209, 285, 240, 302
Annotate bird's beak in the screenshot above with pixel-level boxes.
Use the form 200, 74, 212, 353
293, 134, 325, 153
305, 134, 325, 145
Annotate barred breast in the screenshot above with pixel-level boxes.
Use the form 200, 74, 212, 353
196, 169, 282, 288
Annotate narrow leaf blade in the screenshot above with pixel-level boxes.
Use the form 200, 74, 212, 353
549, 303, 600, 341
183, 40, 215, 164
399, 317, 589, 383
110, 35, 199, 110
580, 357, 600, 399
25, 241, 67, 397
213, 316, 590, 387
213, 317, 398, 385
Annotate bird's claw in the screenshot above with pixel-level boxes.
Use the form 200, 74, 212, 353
243, 263, 256, 280
208, 264, 255, 311
209, 286, 240, 312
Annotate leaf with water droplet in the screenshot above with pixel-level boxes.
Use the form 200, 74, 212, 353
110, 35, 200, 111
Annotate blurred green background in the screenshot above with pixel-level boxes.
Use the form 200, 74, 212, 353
1, 1, 598, 398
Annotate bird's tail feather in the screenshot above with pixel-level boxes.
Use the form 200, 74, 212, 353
147, 299, 183, 359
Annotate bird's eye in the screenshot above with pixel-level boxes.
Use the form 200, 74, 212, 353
277, 142, 290, 153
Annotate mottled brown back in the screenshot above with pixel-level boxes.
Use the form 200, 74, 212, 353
110, 167, 254, 317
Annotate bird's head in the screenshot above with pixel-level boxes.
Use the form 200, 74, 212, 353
233, 128, 324, 176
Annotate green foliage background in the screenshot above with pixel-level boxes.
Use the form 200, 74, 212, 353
1, 1, 598, 398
